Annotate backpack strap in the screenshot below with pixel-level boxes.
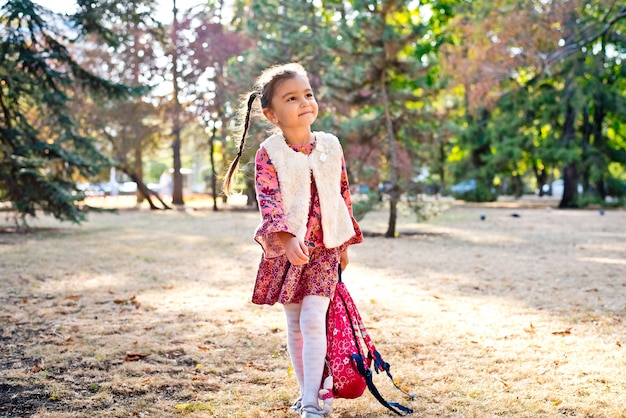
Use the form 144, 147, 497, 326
338, 267, 415, 415
351, 353, 414, 415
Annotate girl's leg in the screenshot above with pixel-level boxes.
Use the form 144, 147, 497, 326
284, 303, 305, 396
299, 295, 330, 408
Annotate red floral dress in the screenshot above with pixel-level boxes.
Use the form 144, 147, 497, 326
252, 139, 363, 305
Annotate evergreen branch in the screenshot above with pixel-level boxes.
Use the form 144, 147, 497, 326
544, 6, 626, 69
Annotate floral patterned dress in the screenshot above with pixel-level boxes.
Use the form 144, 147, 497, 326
252, 139, 363, 305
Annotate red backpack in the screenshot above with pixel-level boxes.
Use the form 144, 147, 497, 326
323, 269, 414, 415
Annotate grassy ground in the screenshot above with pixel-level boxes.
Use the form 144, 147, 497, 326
1, 199, 625, 417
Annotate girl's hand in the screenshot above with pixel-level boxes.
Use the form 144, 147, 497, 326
340, 249, 349, 271
278, 232, 310, 265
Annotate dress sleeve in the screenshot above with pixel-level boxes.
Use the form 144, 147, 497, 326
339, 155, 363, 251
254, 147, 292, 258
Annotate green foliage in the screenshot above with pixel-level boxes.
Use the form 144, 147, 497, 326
0, 0, 153, 224
411, 201, 445, 222
243, 0, 326, 76
351, 192, 380, 222
144, 161, 168, 184
444, 0, 626, 208
452, 182, 497, 203
5, 0, 622, 227
606, 177, 626, 198
576, 192, 624, 209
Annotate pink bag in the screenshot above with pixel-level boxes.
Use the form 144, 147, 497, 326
324, 269, 414, 415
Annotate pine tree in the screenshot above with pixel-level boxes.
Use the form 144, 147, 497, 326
0, 0, 155, 225
319, 0, 456, 236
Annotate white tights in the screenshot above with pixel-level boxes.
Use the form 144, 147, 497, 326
284, 295, 330, 407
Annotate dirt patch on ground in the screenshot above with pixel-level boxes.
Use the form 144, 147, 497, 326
1, 199, 625, 417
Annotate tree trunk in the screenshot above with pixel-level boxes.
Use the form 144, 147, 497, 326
170, 0, 184, 206
513, 173, 523, 198
592, 94, 607, 199
533, 162, 548, 197
209, 125, 218, 211
130, 21, 144, 207
119, 166, 172, 210
559, 100, 578, 208
438, 138, 445, 195
560, 162, 578, 208
381, 70, 399, 238
134, 145, 144, 205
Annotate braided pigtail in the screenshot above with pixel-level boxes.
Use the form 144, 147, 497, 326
223, 63, 308, 196
222, 92, 258, 196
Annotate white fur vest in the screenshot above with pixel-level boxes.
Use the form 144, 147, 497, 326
260, 131, 356, 249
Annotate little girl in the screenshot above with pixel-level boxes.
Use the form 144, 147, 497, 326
223, 63, 363, 417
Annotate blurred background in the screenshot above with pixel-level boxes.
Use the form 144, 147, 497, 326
2, 0, 625, 229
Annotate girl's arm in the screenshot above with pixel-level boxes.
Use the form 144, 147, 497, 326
339, 155, 363, 248
254, 147, 306, 260
340, 248, 349, 271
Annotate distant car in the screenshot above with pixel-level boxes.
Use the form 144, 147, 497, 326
84, 182, 111, 196
118, 182, 137, 194
378, 182, 393, 193
450, 179, 476, 194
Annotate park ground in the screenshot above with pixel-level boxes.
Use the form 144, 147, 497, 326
1, 197, 625, 417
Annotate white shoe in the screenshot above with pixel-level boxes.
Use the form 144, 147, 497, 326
290, 396, 303, 415
301, 404, 327, 417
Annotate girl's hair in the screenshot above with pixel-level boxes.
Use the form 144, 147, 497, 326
222, 63, 308, 196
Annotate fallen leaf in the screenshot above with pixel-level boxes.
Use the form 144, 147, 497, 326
124, 352, 150, 362
113, 295, 141, 309
267, 407, 289, 413
129, 295, 140, 309
164, 349, 185, 359
552, 328, 572, 336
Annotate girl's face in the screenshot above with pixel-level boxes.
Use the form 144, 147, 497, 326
263, 74, 318, 131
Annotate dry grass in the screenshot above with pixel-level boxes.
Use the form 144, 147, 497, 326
1, 198, 625, 418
